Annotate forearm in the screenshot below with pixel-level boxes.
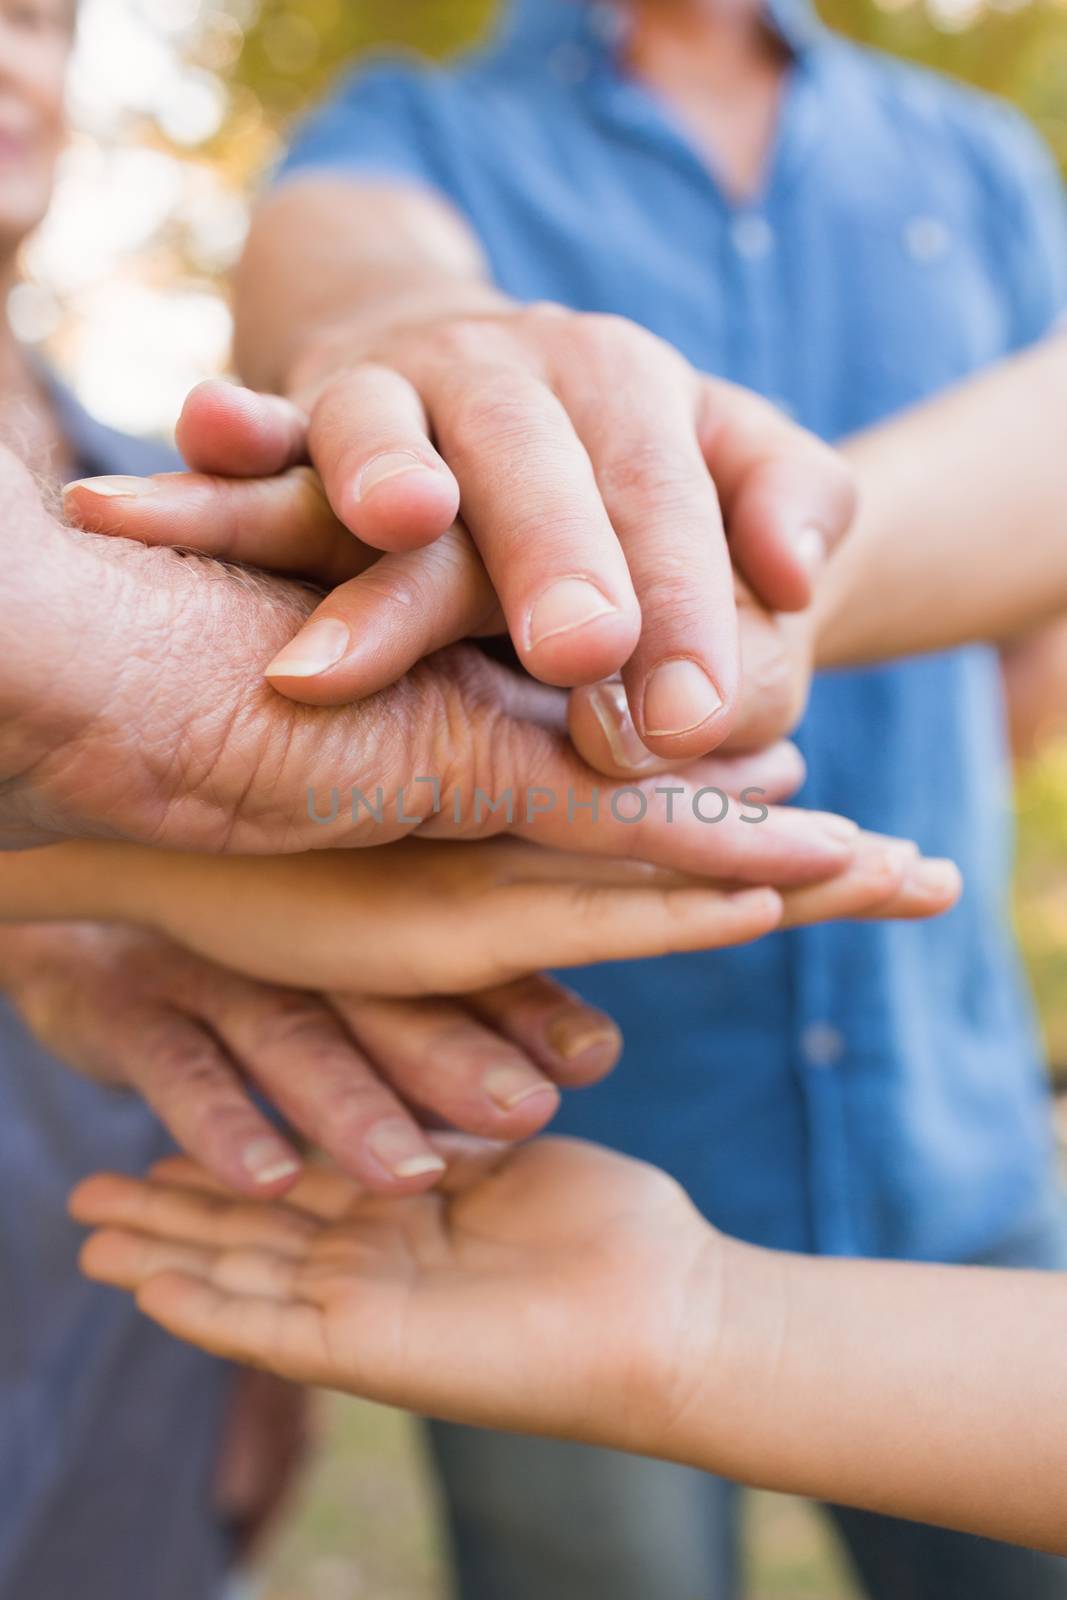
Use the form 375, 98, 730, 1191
234, 177, 506, 395
668, 1239, 1067, 1552
816, 334, 1067, 668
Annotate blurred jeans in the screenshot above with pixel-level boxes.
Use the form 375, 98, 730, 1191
426, 1185, 1067, 1600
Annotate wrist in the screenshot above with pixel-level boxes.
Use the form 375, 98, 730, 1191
644, 1233, 792, 1478
285, 282, 513, 405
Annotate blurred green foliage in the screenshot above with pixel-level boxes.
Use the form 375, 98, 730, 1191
230, 0, 495, 120
229, 0, 1067, 172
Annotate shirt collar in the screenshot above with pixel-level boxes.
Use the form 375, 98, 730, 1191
493, 0, 822, 63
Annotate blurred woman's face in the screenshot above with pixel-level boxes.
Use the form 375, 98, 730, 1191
0, 0, 71, 259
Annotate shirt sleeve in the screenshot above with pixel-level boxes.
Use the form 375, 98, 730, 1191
274, 63, 446, 193
975, 104, 1067, 349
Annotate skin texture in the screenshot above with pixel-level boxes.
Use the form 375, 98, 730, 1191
233, 178, 856, 758
0, 835, 961, 998
69, 379, 820, 763
0, 921, 625, 1195
2, 446, 867, 874
0, 819, 957, 1200
72, 1139, 1067, 1558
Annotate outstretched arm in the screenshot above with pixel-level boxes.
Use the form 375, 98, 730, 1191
73, 1138, 1067, 1556
0, 833, 958, 998
818, 333, 1067, 667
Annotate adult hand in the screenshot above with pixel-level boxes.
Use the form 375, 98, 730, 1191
65, 383, 817, 766
281, 302, 855, 762
12, 446, 859, 880
69, 348, 851, 762
0, 922, 623, 1194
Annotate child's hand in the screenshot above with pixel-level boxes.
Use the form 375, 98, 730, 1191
124, 836, 960, 1002
71, 1138, 725, 1454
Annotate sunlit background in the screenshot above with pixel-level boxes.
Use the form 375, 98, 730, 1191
25, 2, 1067, 1595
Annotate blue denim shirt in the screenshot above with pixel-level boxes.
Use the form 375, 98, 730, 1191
279, 0, 1067, 1263
0, 391, 233, 1600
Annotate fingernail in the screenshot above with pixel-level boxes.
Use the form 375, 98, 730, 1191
367, 1118, 446, 1180
527, 576, 618, 651
904, 858, 961, 900
242, 1139, 301, 1187
795, 525, 826, 578
589, 682, 657, 771
547, 1014, 622, 1062
265, 618, 350, 680
357, 451, 435, 500
643, 659, 724, 738
65, 475, 154, 499
483, 1064, 557, 1112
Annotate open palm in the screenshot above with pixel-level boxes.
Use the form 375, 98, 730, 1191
71, 1139, 718, 1450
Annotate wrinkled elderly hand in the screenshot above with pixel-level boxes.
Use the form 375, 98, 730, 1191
0, 921, 624, 1194
8, 443, 850, 882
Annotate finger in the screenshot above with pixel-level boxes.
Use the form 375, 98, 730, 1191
71, 1175, 316, 1257
64, 468, 372, 590
309, 365, 460, 551
177, 380, 309, 477
781, 852, 961, 927
264, 525, 503, 702
135, 1274, 332, 1381
209, 990, 448, 1194
568, 677, 807, 796
330, 993, 561, 1138
556, 347, 739, 757
81, 1228, 298, 1302
112, 1009, 302, 1197
467, 975, 622, 1089
465, 881, 785, 978
483, 716, 858, 886
426, 1133, 515, 1195
146, 1155, 359, 1224
697, 378, 858, 612
421, 364, 642, 685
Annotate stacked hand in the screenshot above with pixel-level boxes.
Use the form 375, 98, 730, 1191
0, 338, 954, 1228
72, 1137, 722, 1456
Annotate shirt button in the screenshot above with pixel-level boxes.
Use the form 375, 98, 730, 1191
904, 215, 951, 264
731, 214, 775, 260
800, 1022, 845, 1069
